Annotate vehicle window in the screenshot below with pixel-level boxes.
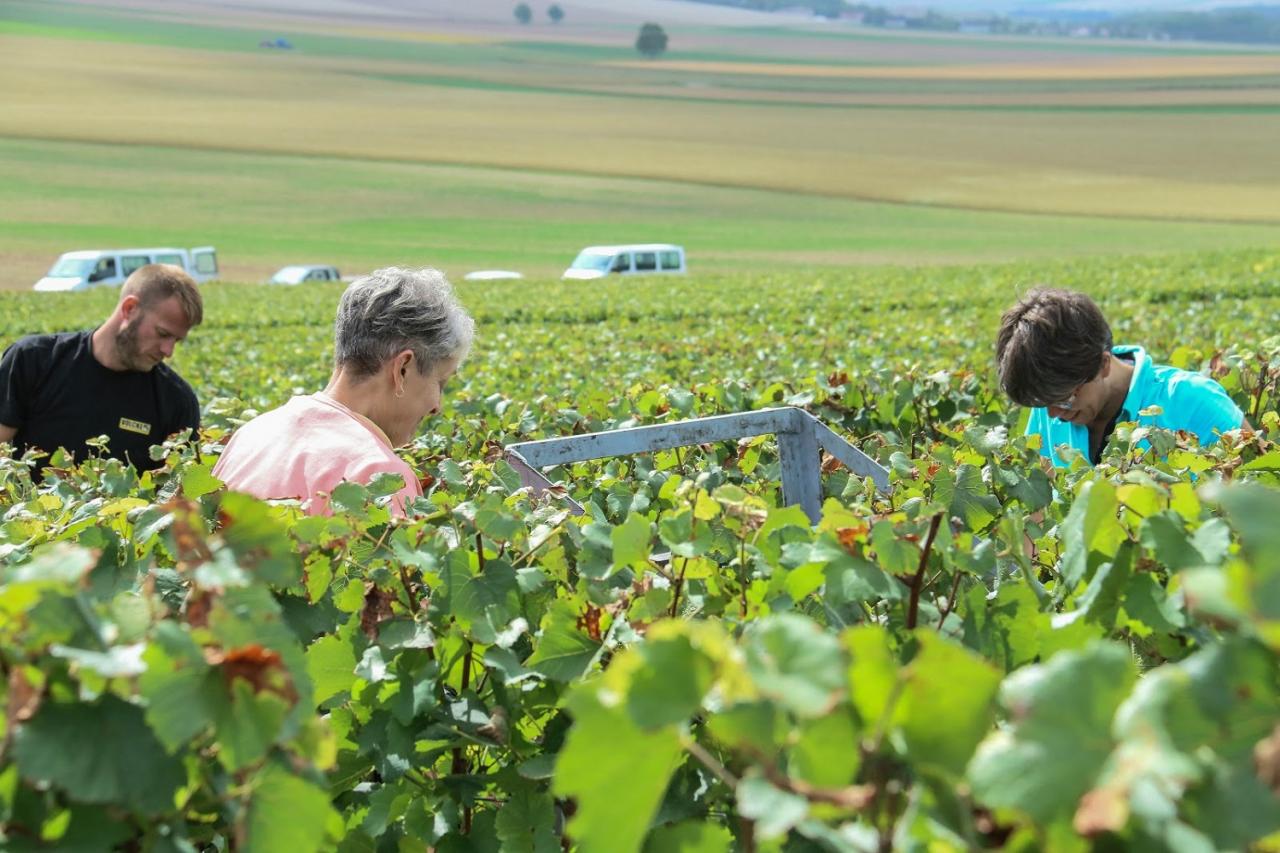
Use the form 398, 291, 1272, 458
305, 271, 322, 281
660, 251, 682, 270
611, 254, 631, 273
88, 258, 117, 282
571, 252, 612, 272
634, 252, 657, 272
194, 252, 218, 275
50, 258, 96, 278
121, 255, 149, 276
155, 253, 183, 266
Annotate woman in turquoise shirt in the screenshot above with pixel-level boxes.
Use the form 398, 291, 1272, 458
996, 288, 1246, 467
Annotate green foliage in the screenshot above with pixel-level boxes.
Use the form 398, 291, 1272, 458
2, 253, 1280, 849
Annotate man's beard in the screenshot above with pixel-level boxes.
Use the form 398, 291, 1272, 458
114, 321, 151, 371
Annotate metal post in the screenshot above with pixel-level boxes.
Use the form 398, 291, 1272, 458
777, 409, 822, 523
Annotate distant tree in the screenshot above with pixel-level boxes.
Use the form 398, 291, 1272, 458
635, 22, 668, 58
514, 3, 532, 24
548, 4, 564, 23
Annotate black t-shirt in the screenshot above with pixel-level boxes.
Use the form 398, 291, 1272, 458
0, 330, 200, 471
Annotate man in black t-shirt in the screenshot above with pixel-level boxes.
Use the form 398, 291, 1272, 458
0, 264, 204, 472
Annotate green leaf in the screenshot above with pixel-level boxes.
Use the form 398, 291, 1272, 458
526, 600, 600, 682
735, 775, 808, 840
961, 582, 1045, 672
1074, 540, 1137, 630
495, 782, 560, 853
216, 680, 292, 771
554, 689, 684, 853
898, 631, 1001, 778
1218, 481, 1280, 576
744, 615, 846, 718
809, 535, 899, 603
307, 634, 358, 704
612, 512, 653, 570
845, 624, 900, 729
659, 510, 713, 558
1140, 512, 1218, 571
791, 710, 860, 788
967, 642, 1137, 824
706, 702, 781, 754
626, 631, 715, 728
934, 464, 1000, 530
643, 820, 733, 853
244, 763, 336, 853
1059, 480, 1126, 589
439, 549, 521, 640
181, 463, 223, 498
139, 631, 220, 751
14, 695, 184, 814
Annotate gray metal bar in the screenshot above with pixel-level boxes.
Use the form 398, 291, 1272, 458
505, 450, 587, 516
507, 408, 796, 468
810, 417, 891, 493
503, 407, 890, 526
777, 409, 823, 522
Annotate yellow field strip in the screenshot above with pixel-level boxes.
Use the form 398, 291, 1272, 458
608, 54, 1280, 80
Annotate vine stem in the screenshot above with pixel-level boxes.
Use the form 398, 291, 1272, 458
905, 513, 943, 630
683, 737, 739, 788
936, 570, 964, 630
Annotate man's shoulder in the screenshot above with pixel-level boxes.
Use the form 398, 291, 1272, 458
152, 362, 198, 399
3, 330, 90, 361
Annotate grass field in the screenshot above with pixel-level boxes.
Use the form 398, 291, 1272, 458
4, 138, 1280, 288
2, 0, 1278, 287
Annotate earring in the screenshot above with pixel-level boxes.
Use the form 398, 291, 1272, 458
395, 386, 404, 399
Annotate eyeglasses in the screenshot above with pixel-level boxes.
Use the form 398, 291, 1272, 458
1031, 382, 1084, 411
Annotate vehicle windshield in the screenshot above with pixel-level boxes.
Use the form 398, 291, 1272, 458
569, 252, 614, 272
271, 266, 308, 284
47, 258, 95, 278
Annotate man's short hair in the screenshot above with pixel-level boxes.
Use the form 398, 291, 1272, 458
121, 264, 204, 326
996, 287, 1112, 407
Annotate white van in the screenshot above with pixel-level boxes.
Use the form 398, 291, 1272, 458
33, 247, 219, 292
562, 244, 686, 280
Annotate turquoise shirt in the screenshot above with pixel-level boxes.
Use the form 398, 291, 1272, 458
1026, 345, 1244, 467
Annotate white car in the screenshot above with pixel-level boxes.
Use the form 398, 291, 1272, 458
34, 247, 219, 292
268, 265, 342, 285
562, 244, 685, 280
463, 270, 524, 281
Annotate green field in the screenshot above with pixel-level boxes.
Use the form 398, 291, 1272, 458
5, 138, 1280, 288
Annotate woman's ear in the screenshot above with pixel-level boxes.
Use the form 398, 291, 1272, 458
1099, 351, 1113, 378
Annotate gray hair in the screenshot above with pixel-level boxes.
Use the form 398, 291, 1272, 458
334, 267, 474, 378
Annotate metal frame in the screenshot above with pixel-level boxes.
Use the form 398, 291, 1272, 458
504, 407, 890, 524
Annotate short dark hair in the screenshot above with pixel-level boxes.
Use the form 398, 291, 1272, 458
996, 287, 1112, 407
121, 264, 204, 326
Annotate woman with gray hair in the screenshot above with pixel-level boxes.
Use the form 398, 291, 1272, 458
214, 267, 474, 515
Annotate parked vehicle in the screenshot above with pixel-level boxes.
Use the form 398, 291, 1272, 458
463, 270, 524, 282
268, 265, 343, 285
562, 244, 686, 280
33, 247, 218, 292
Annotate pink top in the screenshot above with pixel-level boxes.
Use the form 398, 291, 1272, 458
212, 393, 422, 516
